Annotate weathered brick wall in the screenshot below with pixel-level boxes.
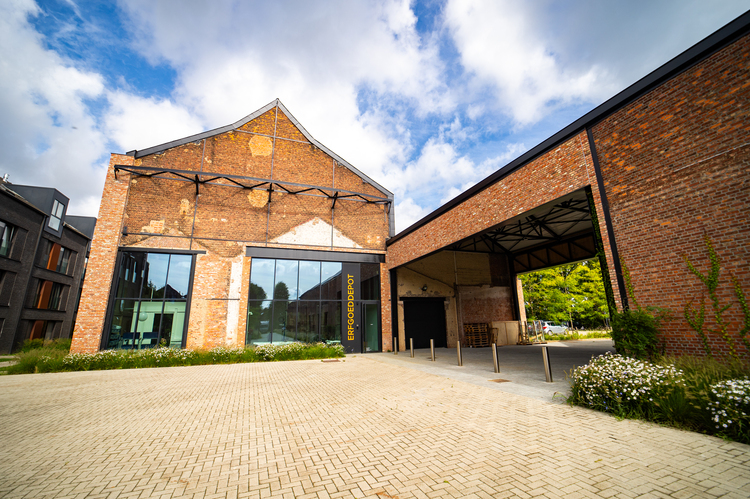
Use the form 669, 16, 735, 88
72, 107, 390, 352
71, 154, 132, 353
386, 132, 621, 310
592, 33, 750, 357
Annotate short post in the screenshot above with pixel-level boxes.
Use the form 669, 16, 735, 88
430, 339, 435, 361
542, 346, 553, 382
410, 338, 414, 358
492, 342, 499, 373
457, 341, 463, 366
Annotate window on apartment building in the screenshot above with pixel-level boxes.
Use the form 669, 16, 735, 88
0, 221, 16, 257
106, 251, 195, 350
29, 320, 58, 341
34, 280, 65, 310
42, 241, 73, 274
48, 200, 65, 231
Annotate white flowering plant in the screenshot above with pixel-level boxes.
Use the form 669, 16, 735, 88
568, 352, 684, 416
569, 352, 750, 444
706, 378, 750, 441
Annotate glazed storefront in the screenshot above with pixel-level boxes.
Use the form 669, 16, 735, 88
101, 247, 383, 353
245, 247, 383, 353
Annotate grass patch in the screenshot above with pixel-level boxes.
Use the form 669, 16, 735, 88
5, 342, 346, 375
545, 330, 611, 341
568, 352, 750, 444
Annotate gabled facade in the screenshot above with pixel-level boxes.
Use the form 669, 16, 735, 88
72, 100, 394, 353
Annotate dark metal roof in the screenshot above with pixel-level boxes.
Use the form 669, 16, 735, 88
387, 9, 750, 246
65, 216, 97, 239
125, 98, 393, 200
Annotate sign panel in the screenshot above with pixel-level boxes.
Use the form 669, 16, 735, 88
341, 263, 361, 353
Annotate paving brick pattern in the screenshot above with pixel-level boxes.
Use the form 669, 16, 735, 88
1, 358, 749, 498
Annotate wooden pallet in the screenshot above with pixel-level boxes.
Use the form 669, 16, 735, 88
464, 323, 490, 347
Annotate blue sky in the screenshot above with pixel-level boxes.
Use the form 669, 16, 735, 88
1, 0, 748, 232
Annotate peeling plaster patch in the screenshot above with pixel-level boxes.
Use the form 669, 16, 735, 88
249, 135, 273, 156
247, 190, 268, 208
227, 257, 243, 345
141, 219, 165, 233
270, 217, 362, 248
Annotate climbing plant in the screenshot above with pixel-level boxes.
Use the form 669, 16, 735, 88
684, 235, 737, 358
731, 275, 750, 353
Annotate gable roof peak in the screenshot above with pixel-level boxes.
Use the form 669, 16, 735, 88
125, 98, 392, 199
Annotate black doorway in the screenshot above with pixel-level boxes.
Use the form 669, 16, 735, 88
403, 298, 447, 349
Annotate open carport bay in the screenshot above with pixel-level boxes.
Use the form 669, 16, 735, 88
370, 339, 615, 403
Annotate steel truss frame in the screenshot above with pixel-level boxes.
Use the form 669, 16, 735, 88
113, 165, 392, 212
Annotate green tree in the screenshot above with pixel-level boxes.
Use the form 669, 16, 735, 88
520, 258, 610, 329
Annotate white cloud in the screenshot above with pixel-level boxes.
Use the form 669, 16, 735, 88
115, 0, 452, 183
394, 197, 432, 233
0, 0, 108, 216
444, 0, 614, 125
104, 91, 203, 152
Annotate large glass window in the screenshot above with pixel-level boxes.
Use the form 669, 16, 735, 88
247, 258, 342, 345
106, 251, 193, 350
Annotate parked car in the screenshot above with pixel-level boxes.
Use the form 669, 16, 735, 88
540, 321, 568, 335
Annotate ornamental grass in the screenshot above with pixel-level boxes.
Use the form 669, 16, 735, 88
568, 352, 750, 444
4, 342, 345, 375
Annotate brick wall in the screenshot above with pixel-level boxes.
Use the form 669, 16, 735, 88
593, 33, 750, 357
387, 131, 621, 310
71, 154, 132, 353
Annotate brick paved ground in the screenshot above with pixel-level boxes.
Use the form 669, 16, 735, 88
0, 357, 748, 498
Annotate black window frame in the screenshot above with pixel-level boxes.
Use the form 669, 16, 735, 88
0, 220, 17, 258
101, 248, 201, 350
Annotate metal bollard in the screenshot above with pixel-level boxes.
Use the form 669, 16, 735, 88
542, 346, 553, 382
457, 341, 463, 366
410, 337, 414, 358
430, 339, 435, 361
492, 342, 499, 373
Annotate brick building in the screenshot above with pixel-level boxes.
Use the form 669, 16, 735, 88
72, 100, 393, 354
0, 182, 95, 354
387, 11, 750, 357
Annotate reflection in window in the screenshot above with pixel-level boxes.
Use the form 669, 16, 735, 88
48, 200, 65, 231
34, 281, 65, 310
274, 260, 298, 299
247, 258, 343, 346
44, 241, 73, 274
107, 251, 194, 350
0, 221, 16, 257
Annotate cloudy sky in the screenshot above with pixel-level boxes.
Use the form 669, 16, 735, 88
1, 0, 748, 233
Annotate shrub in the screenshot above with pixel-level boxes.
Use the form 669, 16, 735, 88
568, 352, 683, 417
6, 342, 346, 374
569, 353, 750, 444
610, 309, 663, 360
20, 339, 44, 352
706, 379, 750, 442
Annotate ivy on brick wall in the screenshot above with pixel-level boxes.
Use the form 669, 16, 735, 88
684, 235, 749, 359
